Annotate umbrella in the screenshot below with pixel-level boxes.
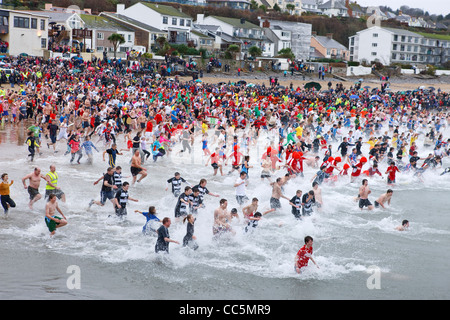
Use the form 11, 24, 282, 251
246, 83, 255, 87
195, 79, 202, 83
419, 86, 425, 90
305, 82, 321, 90
350, 95, 359, 99
370, 95, 381, 100
237, 80, 247, 85
364, 86, 371, 89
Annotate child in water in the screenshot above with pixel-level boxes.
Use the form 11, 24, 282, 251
182, 214, 198, 250
135, 206, 161, 236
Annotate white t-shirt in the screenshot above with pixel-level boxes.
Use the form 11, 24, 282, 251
235, 177, 246, 196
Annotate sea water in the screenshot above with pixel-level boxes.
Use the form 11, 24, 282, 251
0, 123, 449, 300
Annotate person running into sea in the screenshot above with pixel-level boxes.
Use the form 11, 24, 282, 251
81, 136, 99, 164
166, 172, 191, 197
182, 214, 199, 250
22, 167, 46, 209
45, 194, 68, 237
103, 143, 122, 168
26, 130, 40, 162
135, 206, 161, 236
89, 167, 118, 209
295, 236, 319, 274
0, 173, 16, 216
130, 149, 147, 186
155, 217, 179, 254
44, 165, 66, 203
113, 181, 139, 218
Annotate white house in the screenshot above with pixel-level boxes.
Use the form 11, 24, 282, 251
349, 26, 450, 66
318, 0, 348, 17
116, 2, 193, 45
0, 9, 49, 57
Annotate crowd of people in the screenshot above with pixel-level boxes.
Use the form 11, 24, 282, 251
1, 53, 449, 273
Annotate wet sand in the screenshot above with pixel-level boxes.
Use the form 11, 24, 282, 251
180, 73, 450, 92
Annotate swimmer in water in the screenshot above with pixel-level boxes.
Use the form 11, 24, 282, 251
395, 219, 409, 231
374, 189, 393, 209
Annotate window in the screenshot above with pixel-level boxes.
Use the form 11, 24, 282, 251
163, 16, 168, 24
31, 18, 37, 29
393, 44, 397, 50
40, 19, 45, 31
372, 43, 377, 47
172, 18, 177, 25
372, 33, 378, 37
394, 35, 398, 41
186, 20, 191, 27
128, 34, 131, 42
179, 19, 184, 26
3, 17, 8, 26
96, 46, 104, 52
41, 38, 47, 49
14, 16, 30, 28
371, 52, 377, 56
97, 32, 104, 40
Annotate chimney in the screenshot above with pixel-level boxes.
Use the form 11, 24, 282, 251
398, 10, 402, 16
312, 31, 317, 36
326, 33, 333, 39
240, 18, 246, 24
197, 14, 205, 24
179, 7, 182, 13
262, 20, 270, 28
117, 4, 125, 14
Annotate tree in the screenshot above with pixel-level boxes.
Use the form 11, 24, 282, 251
248, 46, 262, 58
286, 4, 295, 14
156, 36, 167, 50
108, 33, 125, 59
273, 4, 281, 12
277, 48, 295, 60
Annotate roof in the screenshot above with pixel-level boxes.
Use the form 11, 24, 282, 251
318, 0, 347, 10
80, 14, 132, 32
23, 10, 76, 23
101, 13, 163, 33
313, 35, 348, 50
209, 16, 261, 29
383, 27, 422, 37
139, 2, 192, 19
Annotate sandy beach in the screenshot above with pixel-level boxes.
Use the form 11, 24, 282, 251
180, 72, 450, 92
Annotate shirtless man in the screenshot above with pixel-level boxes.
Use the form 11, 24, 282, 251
213, 198, 235, 236
242, 197, 272, 222
130, 149, 147, 185
268, 177, 290, 213
358, 179, 374, 211
374, 189, 393, 209
22, 167, 46, 209
395, 219, 409, 231
45, 194, 67, 237
312, 181, 323, 209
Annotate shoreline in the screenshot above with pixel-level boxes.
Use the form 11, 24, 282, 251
179, 73, 450, 92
